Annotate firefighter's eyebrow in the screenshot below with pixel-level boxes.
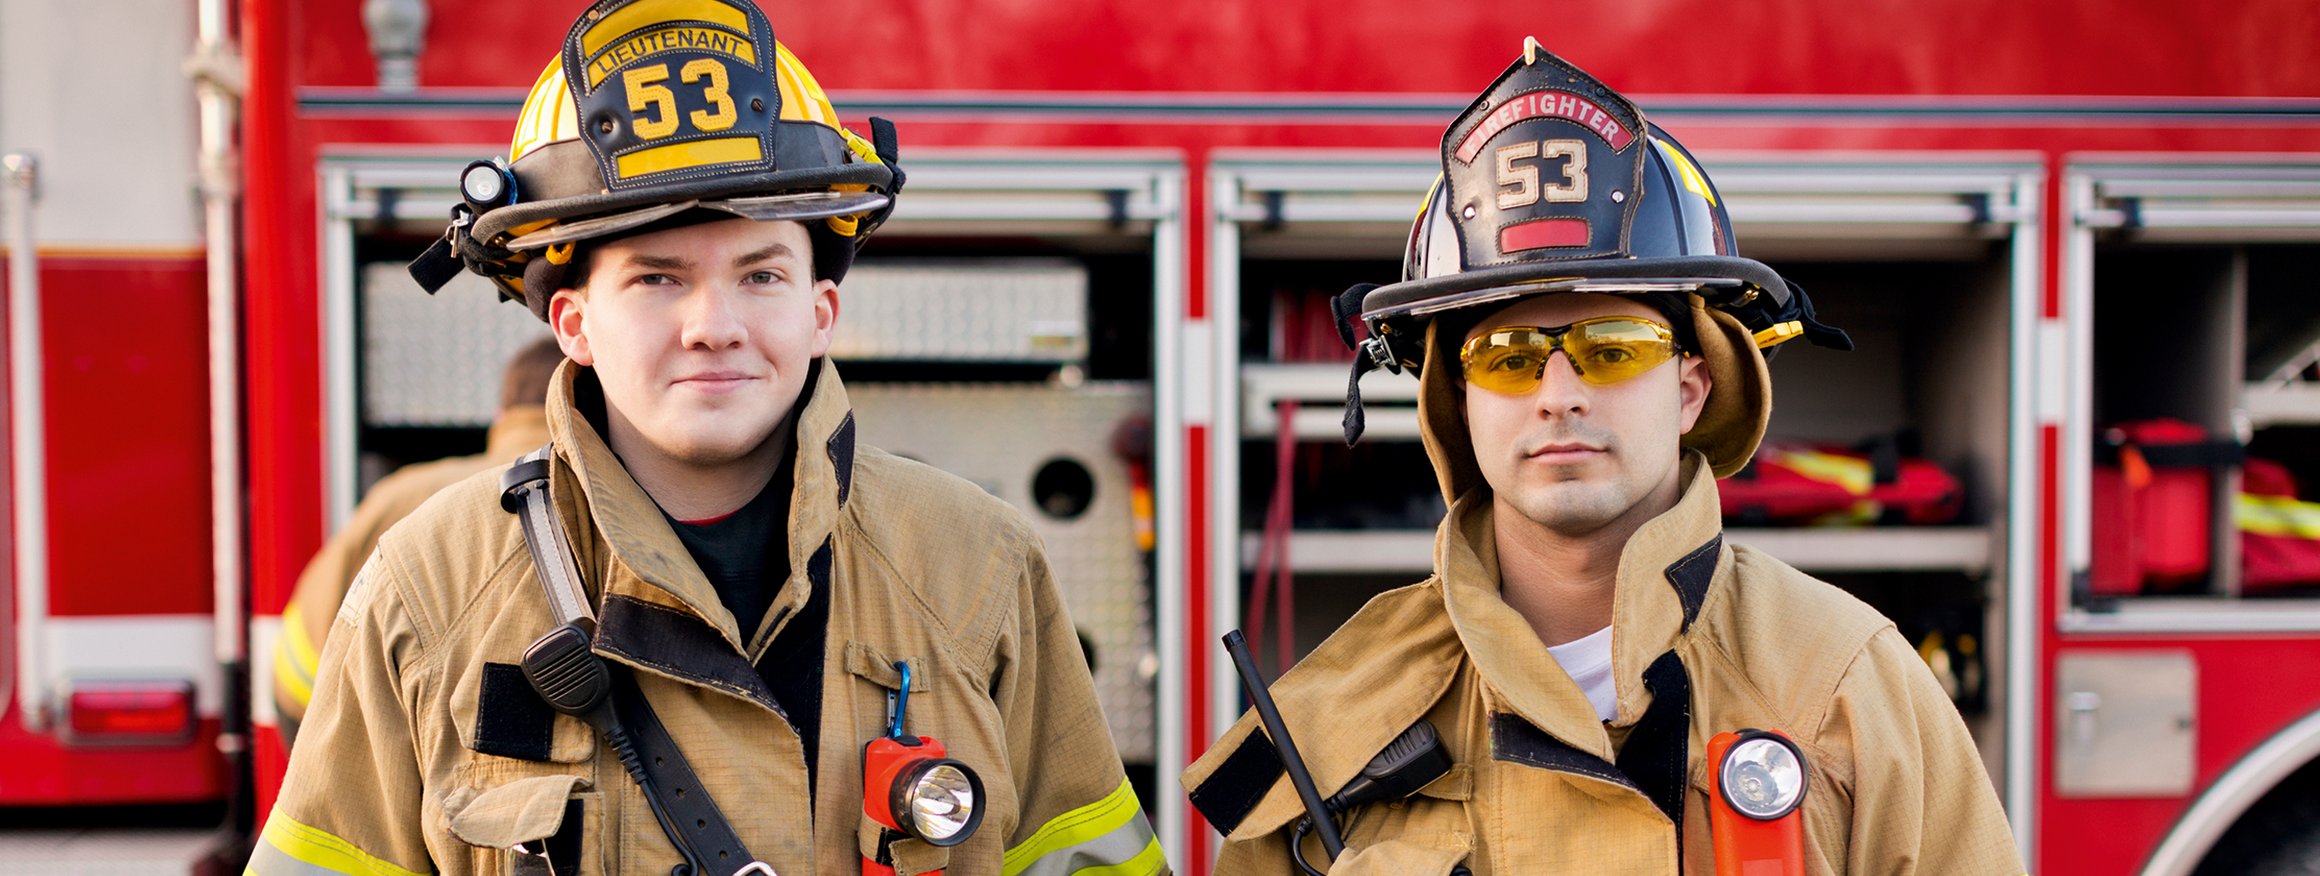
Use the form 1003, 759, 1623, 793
627, 253, 692, 271
733, 243, 798, 269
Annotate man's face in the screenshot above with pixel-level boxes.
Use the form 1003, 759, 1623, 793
549, 216, 835, 471
1460, 292, 1711, 536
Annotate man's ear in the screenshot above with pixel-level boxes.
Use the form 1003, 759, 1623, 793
549, 288, 593, 366
808, 278, 839, 358
1676, 354, 1713, 434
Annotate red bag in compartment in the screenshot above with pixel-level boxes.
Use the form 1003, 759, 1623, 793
2239, 457, 2320, 593
1720, 442, 1962, 526
2089, 419, 2237, 596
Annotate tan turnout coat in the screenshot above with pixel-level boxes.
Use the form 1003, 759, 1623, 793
256, 360, 1164, 876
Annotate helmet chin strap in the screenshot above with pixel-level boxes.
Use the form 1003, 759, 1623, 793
1771, 280, 1854, 353
1331, 283, 1385, 445
1340, 354, 1378, 446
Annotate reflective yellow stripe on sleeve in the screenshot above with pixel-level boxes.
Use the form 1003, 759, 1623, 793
274, 602, 320, 708
244, 812, 431, 876
1002, 777, 1167, 876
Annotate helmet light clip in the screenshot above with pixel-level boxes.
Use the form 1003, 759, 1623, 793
886, 660, 914, 742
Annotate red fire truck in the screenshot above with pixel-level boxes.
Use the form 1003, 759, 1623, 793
6, 1, 2320, 873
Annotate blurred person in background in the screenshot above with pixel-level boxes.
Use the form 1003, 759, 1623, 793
271, 336, 562, 743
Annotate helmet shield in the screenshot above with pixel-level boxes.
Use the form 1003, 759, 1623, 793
562, 0, 786, 191
1439, 50, 1650, 269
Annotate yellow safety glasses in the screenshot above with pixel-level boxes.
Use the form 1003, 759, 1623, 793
1458, 316, 1682, 394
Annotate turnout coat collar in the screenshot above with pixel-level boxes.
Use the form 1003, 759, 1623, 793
1439, 453, 1725, 762
544, 357, 857, 710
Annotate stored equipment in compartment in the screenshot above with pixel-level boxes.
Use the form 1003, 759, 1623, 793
2238, 457, 2320, 594
2088, 419, 2241, 596
1721, 441, 1965, 527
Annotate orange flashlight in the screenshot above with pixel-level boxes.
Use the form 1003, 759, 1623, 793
1707, 729, 1809, 876
862, 662, 985, 876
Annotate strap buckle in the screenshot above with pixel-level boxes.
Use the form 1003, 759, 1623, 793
1360, 335, 1403, 375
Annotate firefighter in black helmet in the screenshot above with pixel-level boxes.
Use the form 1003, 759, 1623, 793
1184, 39, 2024, 875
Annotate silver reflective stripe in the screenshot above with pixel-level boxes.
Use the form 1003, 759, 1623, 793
514, 448, 594, 626
245, 841, 348, 876
1008, 814, 1163, 876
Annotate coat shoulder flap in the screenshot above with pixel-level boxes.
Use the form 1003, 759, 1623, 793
1696, 544, 1895, 740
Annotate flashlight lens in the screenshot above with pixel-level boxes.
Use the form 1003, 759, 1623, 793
462, 164, 506, 204
1719, 736, 1806, 820
904, 762, 982, 845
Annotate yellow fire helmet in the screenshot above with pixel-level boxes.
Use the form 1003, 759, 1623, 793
409, 0, 900, 320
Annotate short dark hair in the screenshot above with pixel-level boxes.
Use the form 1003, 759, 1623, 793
499, 337, 566, 410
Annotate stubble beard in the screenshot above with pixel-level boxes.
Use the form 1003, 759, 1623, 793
1505, 464, 1639, 538
1496, 419, 1637, 536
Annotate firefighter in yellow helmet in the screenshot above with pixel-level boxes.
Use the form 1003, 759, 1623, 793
1182, 42, 2024, 874
257, 3, 1163, 875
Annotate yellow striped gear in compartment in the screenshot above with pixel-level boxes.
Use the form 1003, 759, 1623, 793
410, 0, 901, 320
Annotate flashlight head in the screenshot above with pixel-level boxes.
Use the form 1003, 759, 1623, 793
864, 735, 987, 848
460, 159, 516, 212
1717, 730, 1807, 820
891, 758, 985, 846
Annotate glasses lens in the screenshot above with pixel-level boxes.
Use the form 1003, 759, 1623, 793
1462, 328, 1554, 395
906, 763, 980, 843
1719, 736, 1806, 819
1567, 318, 1675, 385
1461, 319, 1675, 393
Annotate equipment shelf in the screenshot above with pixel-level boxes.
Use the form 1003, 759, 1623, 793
1241, 363, 1420, 441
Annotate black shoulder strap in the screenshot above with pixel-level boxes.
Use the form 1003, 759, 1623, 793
499, 445, 777, 876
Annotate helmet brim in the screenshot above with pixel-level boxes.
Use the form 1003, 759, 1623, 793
1363, 253, 1790, 325
505, 190, 892, 252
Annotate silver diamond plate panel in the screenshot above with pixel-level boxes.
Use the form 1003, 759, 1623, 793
360, 263, 554, 427
830, 260, 1088, 362
845, 381, 1155, 762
